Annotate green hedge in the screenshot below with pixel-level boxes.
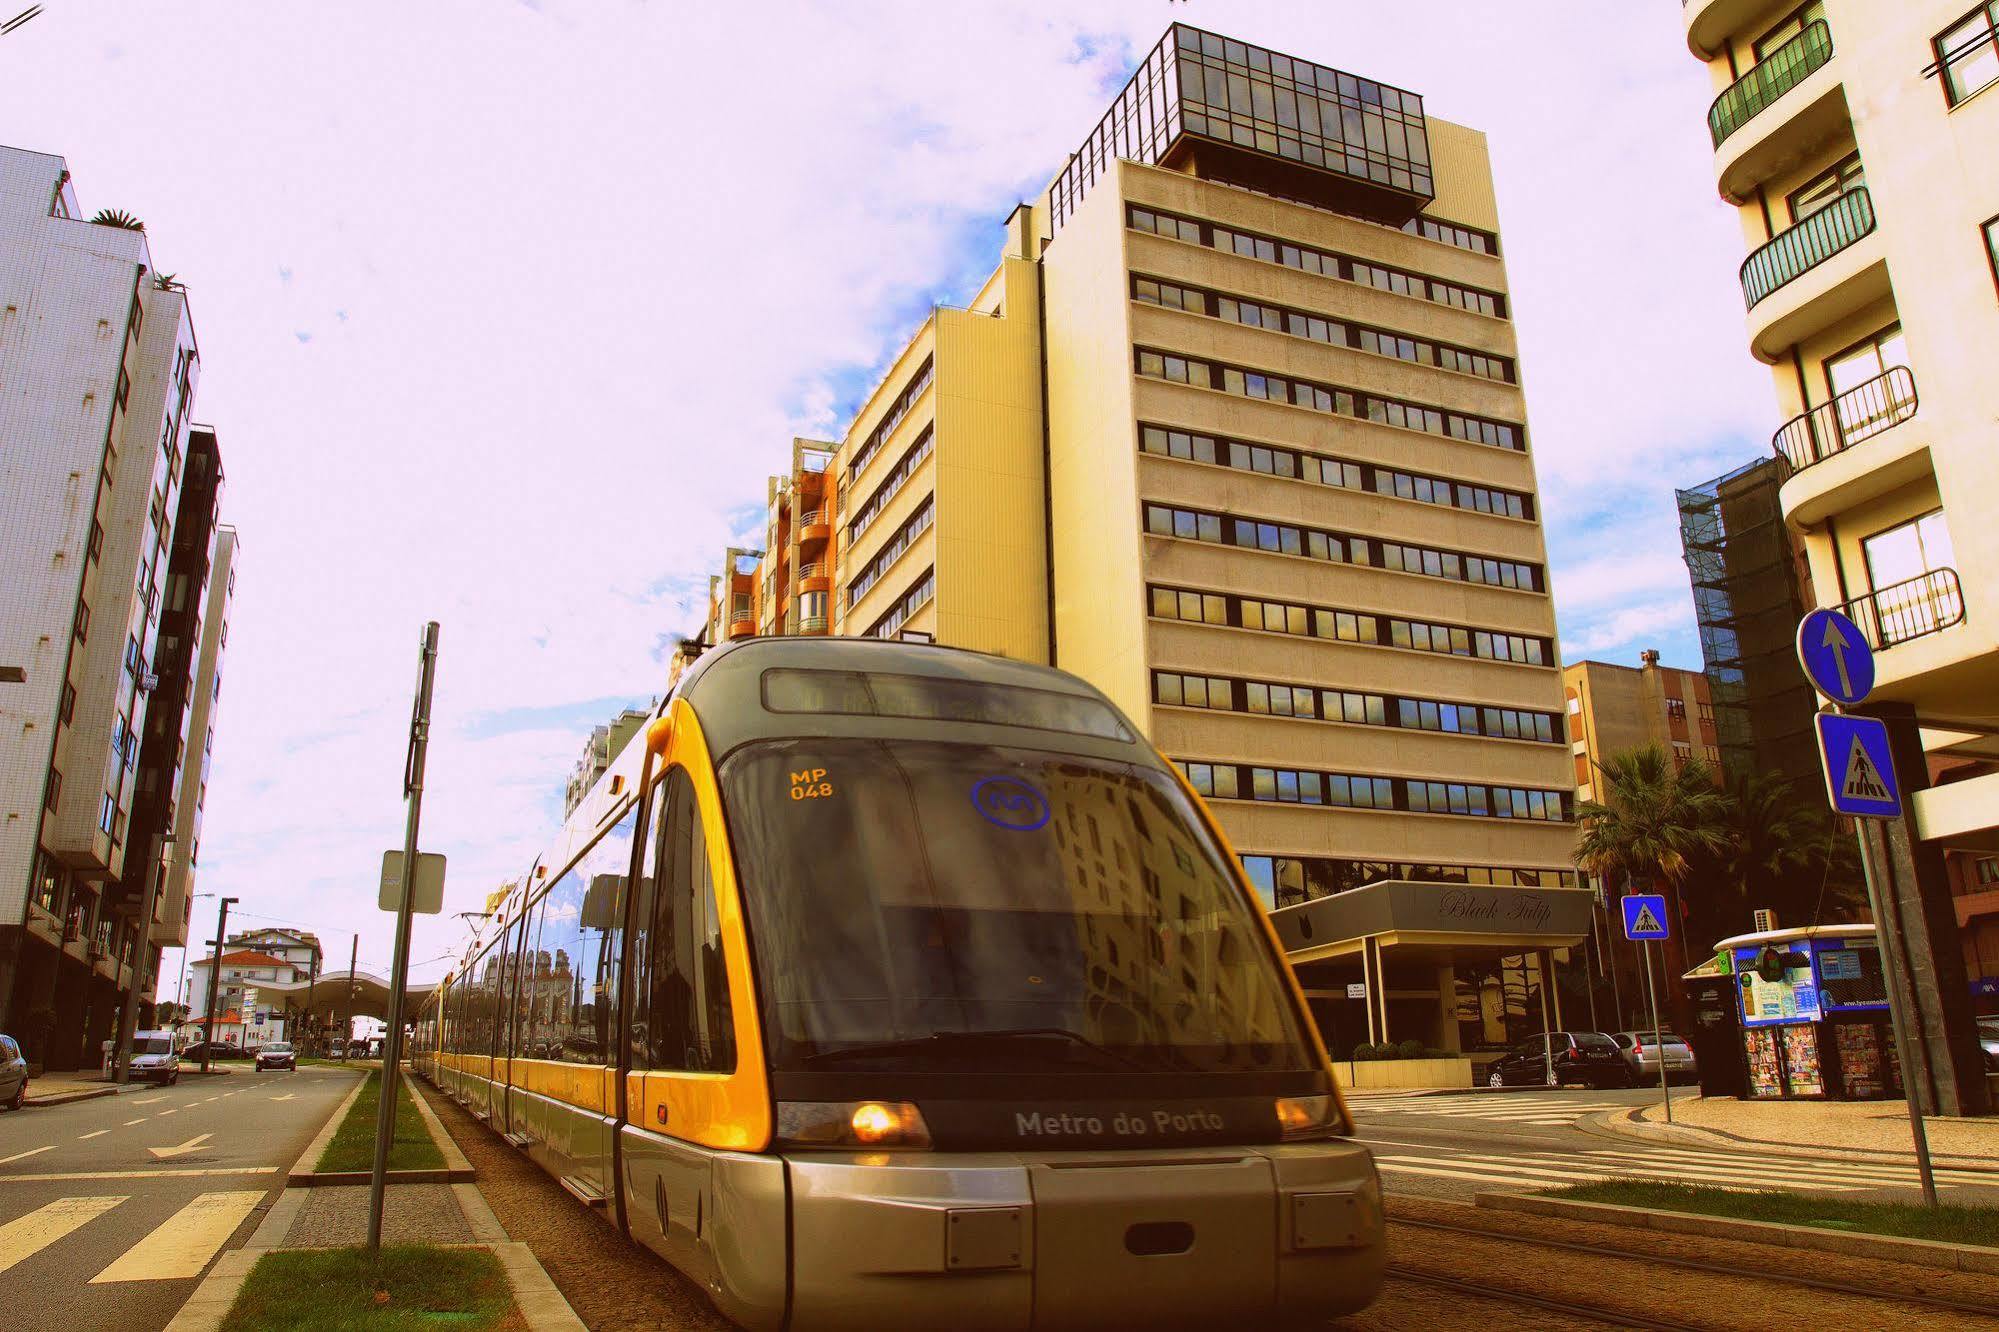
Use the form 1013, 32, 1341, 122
1345, 1039, 1457, 1061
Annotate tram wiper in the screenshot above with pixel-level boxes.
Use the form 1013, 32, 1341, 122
802, 1028, 1149, 1071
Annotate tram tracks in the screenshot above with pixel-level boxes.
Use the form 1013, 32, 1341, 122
1385, 1266, 1699, 1329
1385, 1212, 1999, 1327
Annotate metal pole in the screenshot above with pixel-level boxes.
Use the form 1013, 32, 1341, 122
368, 621, 439, 1255
1537, 953, 1556, 1087
1855, 824, 1939, 1206
304, 956, 318, 1055
343, 934, 358, 1058
1642, 940, 1672, 1123
112, 833, 173, 1084
199, 897, 235, 1075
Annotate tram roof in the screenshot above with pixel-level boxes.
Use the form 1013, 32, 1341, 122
673, 636, 1153, 767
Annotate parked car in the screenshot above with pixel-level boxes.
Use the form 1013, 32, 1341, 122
180, 1041, 248, 1063
1610, 1030, 1698, 1085
0, 1035, 26, 1110
255, 1042, 297, 1072
1485, 1031, 1631, 1088
1978, 1017, 1999, 1073
126, 1031, 180, 1085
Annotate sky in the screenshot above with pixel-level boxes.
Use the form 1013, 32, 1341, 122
1, 1, 1776, 994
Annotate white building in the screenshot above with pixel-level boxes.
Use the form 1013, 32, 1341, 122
0, 146, 216, 1070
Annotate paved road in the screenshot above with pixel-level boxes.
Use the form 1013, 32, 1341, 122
0, 1064, 359, 1330
1348, 1087, 1999, 1205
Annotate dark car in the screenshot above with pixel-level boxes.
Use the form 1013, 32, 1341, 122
181, 1041, 248, 1063
1485, 1031, 1631, 1088
0, 1035, 26, 1110
255, 1042, 297, 1071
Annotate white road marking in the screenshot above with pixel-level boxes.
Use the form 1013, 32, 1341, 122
156, 1108, 177, 1116
0, 1146, 55, 1166
131, 1097, 165, 1105
123, 1119, 146, 1127
89, 1190, 264, 1283
77, 1130, 110, 1141
0, 1167, 275, 1183
0, 1196, 125, 1273
269, 1094, 295, 1102
148, 1134, 213, 1161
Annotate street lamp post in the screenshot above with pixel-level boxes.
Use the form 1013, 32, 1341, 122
198, 896, 238, 1074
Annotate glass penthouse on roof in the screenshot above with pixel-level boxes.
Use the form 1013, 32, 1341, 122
1051, 23, 1434, 232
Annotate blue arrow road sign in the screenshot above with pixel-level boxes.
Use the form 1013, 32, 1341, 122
1797, 608, 1874, 705
1621, 894, 1670, 941
1816, 712, 1902, 819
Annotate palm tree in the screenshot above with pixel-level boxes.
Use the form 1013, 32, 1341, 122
1691, 768, 1863, 943
89, 208, 144, 231
1575, 745, 1732, 1027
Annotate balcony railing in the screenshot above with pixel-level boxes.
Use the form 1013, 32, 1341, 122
1709, 21, 1833, 148
1740, 188, 1875, 309
1773, 365, 1917, 472
1838, 568, 1964, 650
799, 614, 829, 633
798, 561, 828, 580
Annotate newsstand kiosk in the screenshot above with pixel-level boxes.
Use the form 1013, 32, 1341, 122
1711, 924, 1899, 1100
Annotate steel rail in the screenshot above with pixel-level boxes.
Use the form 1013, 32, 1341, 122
1387, 1266, 1699, 1330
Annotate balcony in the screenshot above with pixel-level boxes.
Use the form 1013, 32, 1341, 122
1774, 367, 1916, 473
1740, 190, 1888, 361
727, 615, 755, 641
797, 561, 831, 594
1838, 568, 1963, 651
798, 615, 829, 635
1710, 23, 1830, 146
1774, 367, 1929, 528
1708, 23, 1846, 203
797, 510, 832, 546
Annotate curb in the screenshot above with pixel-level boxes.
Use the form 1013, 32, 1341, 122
24, 1086, 121, 1107
1584, 1105, 1999, 1174
282, 1068, 474, 1186
1475, 1190, 1999, 1275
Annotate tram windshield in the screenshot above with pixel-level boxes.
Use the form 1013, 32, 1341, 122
723, 737, 1314, 1075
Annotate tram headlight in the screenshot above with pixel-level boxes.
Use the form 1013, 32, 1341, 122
1275, 1094, 1338, 1139
775, 1099, 933, 1149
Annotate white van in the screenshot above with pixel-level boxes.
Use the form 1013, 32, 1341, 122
100, 1031, 181, 1085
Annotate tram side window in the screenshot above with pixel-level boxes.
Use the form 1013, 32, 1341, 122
516, 884, 555, 1061
629, 768, 736, 1073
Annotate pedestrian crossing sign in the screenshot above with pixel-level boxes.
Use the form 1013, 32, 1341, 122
1814, 712, 1902, 819
1621, 893, 1670, 941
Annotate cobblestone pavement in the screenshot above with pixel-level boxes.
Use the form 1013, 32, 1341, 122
426, 1086, 732, 1331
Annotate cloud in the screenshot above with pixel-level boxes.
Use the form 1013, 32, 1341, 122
6, 2, 1776, 988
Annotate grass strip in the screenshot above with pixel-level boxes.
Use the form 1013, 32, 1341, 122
316, 1070, 445, 1173
1543, 1179, 1999, 1248
221, 1244, 515, 1332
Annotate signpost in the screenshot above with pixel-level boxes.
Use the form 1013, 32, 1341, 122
1796, 607, 1874, 706
1621, 892, 1674, 1123
1795, 607, 1939, 1204
368, 623, 440, 1255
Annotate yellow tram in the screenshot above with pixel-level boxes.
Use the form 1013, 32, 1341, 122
414, 636, 1385, 1329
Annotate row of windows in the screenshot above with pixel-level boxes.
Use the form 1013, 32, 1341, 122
1147, 582, 1551, 666
1132, 274, 1513, 383
1127, 204, 1503, 320
1139, 424, 1532, 520
1173, 758, 1568, 822
847, 424, 932, 543
1135, 347, 1525, 452
844, 355, 934, 486
867, 567, 935, 639
1141, 501, 1542, 592
1240, 856, 1569, 910
1128, 204, 1505, 316
845, 496, 933, 608
1150, 669, 1559, 743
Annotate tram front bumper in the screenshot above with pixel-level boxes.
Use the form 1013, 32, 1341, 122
777, 1139, 1385, 1331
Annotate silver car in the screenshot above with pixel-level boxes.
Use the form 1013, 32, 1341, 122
1611, 1030, 1697, 1084
1978, 1017, 1999, 1073
0, 1036, 25, 1111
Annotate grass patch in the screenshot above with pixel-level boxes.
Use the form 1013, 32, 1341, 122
221, 1245, 516, 1332
1544, 1179, 1999, 1248
317, 1071, 444, 1173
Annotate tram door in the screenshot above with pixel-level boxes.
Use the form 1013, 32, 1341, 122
623, 765, 739, 1286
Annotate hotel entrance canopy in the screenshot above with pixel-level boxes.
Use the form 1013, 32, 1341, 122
1270, 878, 1594, 963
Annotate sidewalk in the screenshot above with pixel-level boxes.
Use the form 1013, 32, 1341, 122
1594, 1093, 1999, 1168
26, 1063, 239, 1106
164, 1076, 585, 1331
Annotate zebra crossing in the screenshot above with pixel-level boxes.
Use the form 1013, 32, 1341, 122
1364, 1138, 1999, 1196
1349, 1090, 1640, 1126
0, 1190, 261, 1284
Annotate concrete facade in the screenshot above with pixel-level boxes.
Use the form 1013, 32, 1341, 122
1563, 651, 1719, 804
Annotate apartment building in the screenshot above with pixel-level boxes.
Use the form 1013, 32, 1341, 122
1683, 0, 1999, 1102
561, 704, 651, 817
0, 146, 227, 1069
1564, 651, 1719, 803
685, 25, 1589, 1057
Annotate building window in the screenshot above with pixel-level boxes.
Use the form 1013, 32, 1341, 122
87, 520, 104, 564
1937, 4, 1999, 105
99, 793, 118, 835
1666, 698, 1688, 721
1862, 509, 1956, 591
1787, 153, 1864, 225
1976, 855, 1999, 885
866, 568, 935, 639
74, 599, 90, 643
1754, 1, 1826, 61
844, 497, 934, 608
44, 769, 62, 814
847, 425, 934, 542
844, 356, 935, 484
1985, 215, 1999, 295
